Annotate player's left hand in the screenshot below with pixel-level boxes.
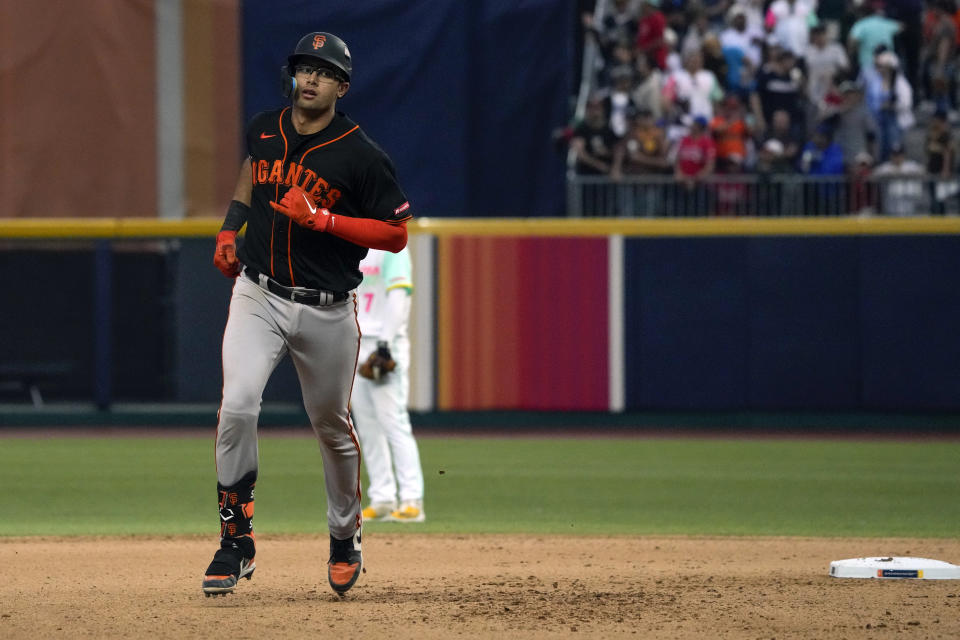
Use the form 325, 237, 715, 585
269, 185, 333, 232
358, 341, 396, 381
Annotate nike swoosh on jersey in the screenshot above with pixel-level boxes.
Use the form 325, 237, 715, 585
301, 193, 317, 214
260, 132, 276, 139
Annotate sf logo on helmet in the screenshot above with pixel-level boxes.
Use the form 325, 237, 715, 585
312, 35, 326, 49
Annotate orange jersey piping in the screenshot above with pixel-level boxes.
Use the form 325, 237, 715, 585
271, 107, 291, 277
298, 124, 360, 163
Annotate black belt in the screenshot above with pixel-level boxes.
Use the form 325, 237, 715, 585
244, 268, 348, 306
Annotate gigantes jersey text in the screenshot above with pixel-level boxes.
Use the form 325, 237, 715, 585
237, 108, 411, 292
250, 158, 343, 209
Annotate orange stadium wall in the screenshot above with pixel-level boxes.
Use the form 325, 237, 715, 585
436, 237, 610, 410
0, 0, 241, 218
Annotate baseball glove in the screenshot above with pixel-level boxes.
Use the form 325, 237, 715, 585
358, 341, 396, 381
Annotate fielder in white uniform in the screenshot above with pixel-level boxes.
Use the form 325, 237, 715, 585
353, 247, 425, 522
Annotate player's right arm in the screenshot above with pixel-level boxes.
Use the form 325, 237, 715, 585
213, 157, 254, 278
232, 157, 253, 207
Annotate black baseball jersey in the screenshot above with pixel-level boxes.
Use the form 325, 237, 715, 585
238, 108, 411, 292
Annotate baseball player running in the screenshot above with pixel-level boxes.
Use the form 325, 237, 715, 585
353, 247, 426, 523
203, 31, 412, 597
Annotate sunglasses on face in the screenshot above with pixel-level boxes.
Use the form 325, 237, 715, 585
294, 64, 342, 82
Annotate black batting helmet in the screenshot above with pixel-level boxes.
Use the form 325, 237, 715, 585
286, 32, 352, 81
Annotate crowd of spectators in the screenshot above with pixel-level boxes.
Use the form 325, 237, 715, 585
569, 0, 960, 215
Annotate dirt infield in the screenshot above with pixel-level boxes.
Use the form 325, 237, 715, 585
2, 534, 959, 639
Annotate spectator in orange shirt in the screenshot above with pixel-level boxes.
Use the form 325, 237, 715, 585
710, 94, 752, 173
711, 95, 752, 214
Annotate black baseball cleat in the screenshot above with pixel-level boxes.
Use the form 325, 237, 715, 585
327, 529, 363, 595
202, 536, 256, 596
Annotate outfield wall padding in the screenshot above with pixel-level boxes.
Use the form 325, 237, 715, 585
622, 236, 960, 411
1, 223, 958, 412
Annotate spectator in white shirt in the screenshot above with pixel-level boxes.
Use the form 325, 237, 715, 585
721, 5, 762, 68
601, 65, 639, 137
766, 0, 818, 57
670, 50, 723, 120
873, 142, 925, 215
632, 52, 666, 118
734, 0, 767, 39
805, 24, 850, 106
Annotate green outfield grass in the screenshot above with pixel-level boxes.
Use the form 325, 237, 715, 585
0, 435, 957, 537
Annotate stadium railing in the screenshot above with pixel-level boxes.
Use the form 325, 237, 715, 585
566, 174, 960, 217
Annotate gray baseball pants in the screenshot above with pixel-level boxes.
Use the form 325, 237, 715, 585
216, 274, 362, 539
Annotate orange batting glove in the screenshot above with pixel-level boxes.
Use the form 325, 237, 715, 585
269, 185, 333, 232
213, 230, 241, 278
